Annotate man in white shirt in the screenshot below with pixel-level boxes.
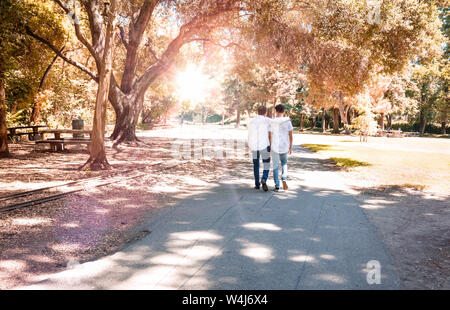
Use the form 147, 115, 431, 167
248, 106, 291, 192
270, 104, 294, 192
248, 106, 272, 191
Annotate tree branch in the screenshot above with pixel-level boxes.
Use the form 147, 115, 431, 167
83, 0, 106, 65
186, 38, 245, 50
52, 0, 101, 64
121, 0, 160, 93
144, 39, 160, 61
25, 26, 98, 81
118, 25, 129, 49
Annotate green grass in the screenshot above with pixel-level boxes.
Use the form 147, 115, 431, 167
302, 144, 334, 152
330, 157, 371, 169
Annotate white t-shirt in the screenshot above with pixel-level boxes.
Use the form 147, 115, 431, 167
270, 118, 294, 154
248, 115, 271, 151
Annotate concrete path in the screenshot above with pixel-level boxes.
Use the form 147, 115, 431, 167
22, 147, 401, 289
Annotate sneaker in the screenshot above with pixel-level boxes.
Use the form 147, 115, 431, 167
282, 180, 288, 191
274, 187, 280, 192
254, 185, 260, 190
261, 180, 269, 192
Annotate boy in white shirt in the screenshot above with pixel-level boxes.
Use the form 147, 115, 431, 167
270, 104, 294, 192
248, 106, 271, 191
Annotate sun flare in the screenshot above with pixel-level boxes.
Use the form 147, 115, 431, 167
176, 65, 210, 104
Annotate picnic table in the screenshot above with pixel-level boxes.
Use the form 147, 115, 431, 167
36, 129, 93, 151
7, 125, 48, 140
39, 129, 92, 140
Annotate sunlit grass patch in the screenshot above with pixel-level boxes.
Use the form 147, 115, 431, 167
361, 183, 427, 195
302, 144, 334, 152
330, 157, 371, 169
382, 184, 427, 191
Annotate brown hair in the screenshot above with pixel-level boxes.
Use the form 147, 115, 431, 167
258, 106, 267, 116
275, 104, 285, 114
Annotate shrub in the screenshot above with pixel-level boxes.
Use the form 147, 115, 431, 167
206, 114, 222, 123
291, 116, 312, 129
391, 122, 443, 134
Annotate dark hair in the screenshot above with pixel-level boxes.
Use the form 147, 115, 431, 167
258, 106, 267, 116
275, 104, 285, 114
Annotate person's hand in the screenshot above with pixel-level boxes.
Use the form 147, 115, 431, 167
289, 147, 293, 155
267, 145, 271, 153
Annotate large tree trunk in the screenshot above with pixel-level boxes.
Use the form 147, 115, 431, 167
419, 109, 426, 136
321, 108, 326, 133
299, 114, 304, 132
0, 66, 9, 158
347, 106, 352, 125
337, 92, 351, 134
325, 109, 331, 129
442, 122, 447, 135
110, 93, 144, 144
387, 114, 392, 130
311, 114, 316, 129
235, 105, 241, 128
378, 112, 385, 131
332, 107, 340, 134
81, 0, 117, 170
202, 107, 207, 124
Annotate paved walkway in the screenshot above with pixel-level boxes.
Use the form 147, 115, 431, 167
22, 147, 401, 289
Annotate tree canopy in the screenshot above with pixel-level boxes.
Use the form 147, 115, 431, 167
1, 0, 448, 161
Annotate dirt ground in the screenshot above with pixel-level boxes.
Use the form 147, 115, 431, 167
355, 186, 449, 289
297, 133, 449, 289
0, 127, 448, 290
0, 134, 242, 289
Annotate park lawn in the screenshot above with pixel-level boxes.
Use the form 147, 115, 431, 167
301, 139, 450, 194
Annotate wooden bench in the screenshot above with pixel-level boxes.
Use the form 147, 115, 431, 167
7, 125, 47, 141
36, 139, 91, 152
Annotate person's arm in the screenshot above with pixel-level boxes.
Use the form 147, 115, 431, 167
289, 131, 293, 155
248, 122, 254, 146
268, 131, 272, 152
270, 117, 291, 125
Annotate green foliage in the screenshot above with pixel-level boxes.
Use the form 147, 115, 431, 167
2, 0, 448, 137
206, 114, 223, 123
1, 0, 67, 126
6, 109, 27, 125
291, 116, 312, 128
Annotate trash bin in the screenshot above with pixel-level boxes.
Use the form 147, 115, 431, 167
72, 118, 84, 139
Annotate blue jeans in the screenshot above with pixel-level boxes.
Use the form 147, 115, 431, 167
252, 148, 271, 187
272, 152, 288, 188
